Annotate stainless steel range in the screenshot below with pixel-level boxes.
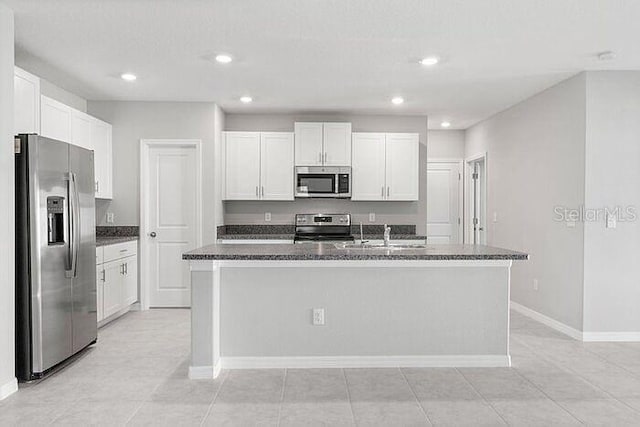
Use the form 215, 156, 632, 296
294, 213, 355, 243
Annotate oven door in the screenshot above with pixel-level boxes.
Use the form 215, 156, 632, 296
295, 173, 337, 198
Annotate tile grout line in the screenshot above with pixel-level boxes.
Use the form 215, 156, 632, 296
341, 368, 358, 426
398, 367, 434, 426
454, 367, 511, 426
200, 369, 230, 426
276, 368, 288, 427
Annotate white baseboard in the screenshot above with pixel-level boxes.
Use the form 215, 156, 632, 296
582, 332, 640, 342
221, 355, 511, 369
511, 301, 583, 341
189, 361, 222, 379
0, 377, 18, 400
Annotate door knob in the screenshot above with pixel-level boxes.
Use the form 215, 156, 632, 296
149, 232, 157, 238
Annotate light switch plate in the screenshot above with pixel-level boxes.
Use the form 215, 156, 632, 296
312, 308, 325, 326
106, 212, 115, 224
265, 212, 271, 222
369, 213, 375, 222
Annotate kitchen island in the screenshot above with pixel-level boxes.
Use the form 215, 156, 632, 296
182, 243, 527, 379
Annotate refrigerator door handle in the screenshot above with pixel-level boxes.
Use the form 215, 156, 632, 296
66, 172, 80, 278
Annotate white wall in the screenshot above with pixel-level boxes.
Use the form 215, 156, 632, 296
213, 105, 225, 237
87, 101, 221, 244
465, 74, 587, 331
428, 130, 465, 159
223, 113, 429, 234
39, 78, 87, 112
583, 71, 640, 335
0, 2, 17, 400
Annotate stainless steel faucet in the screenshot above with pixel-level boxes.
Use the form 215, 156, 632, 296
359, 222, 368, 245
383, 224, 391, 247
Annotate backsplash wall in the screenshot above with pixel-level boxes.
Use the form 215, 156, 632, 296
223, 113, 429, 234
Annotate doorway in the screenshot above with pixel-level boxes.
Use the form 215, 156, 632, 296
465, 153, 487, 245
140, 139, 202, 308
426, 161, 463, 244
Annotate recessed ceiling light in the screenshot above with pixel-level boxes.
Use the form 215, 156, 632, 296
597, 51, 615, 61
240, 96, 253, 103
441, 121, 451, 128
391, 97, 404, 105
120, 73, 137, 81
215, 54, 233, 64
419, 56, 440, 66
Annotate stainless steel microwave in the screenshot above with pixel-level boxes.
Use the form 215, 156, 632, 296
295, 166, 351, 198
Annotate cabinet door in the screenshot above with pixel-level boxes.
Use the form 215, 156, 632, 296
92, 119, 113, 199
40, 95, 72, 143
323, 122, 352, 166
103, 260, 123, 318
294, 122, 323, 166
14, 67, 40, 134
260, 132, 294, 200
96, 268, 104, 322
351, 133, 386, 201
123, 255, 138, 306
224, 132, 261, 200
385, 133, 419, 201
71, 110, 94, 151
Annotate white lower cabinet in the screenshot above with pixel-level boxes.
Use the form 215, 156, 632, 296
96, 241, 138, 326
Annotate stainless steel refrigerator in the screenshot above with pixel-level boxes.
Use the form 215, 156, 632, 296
15, 134, 97, 381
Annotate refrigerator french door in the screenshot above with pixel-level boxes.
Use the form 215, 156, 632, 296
15, 134, 97, 381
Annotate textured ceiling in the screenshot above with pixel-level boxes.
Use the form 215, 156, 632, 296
5, 0, 640, 129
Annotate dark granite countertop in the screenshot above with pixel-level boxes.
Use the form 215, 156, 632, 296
96, 236, 139, 247
183, 243, 528, 261
217, 233, 427, 241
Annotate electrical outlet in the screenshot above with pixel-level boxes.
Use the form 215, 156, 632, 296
265, 212, 271, 222
106, 212, 115, 224
533, 279, 539, 291
369, 213, 375, 222
312, 308, 325, 326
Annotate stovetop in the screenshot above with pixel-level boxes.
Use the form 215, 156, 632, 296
294, 213, 354, 243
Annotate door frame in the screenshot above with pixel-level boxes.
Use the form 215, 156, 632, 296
464, 152, 488, 245
426, 158, 464, 244
139, 139, 203, 310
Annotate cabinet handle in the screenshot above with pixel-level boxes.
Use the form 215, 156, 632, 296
381, 186, 385, 198
318, 152, 322, 164
95, 181, 99, 193
261, 186, 264, 197
387, 187, 390, 198
324, 152, 328, 163
255, 186, 259, 197
101, 269, 105, 282
124, 263, 128, 275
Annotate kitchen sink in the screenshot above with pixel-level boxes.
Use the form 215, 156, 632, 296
334, 243, 428, 250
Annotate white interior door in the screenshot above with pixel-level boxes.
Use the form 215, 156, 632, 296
145, 142, 200, 307
427, 162, 462, 244
466, 156, 487, 245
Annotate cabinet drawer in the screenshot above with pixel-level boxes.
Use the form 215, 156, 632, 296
96, 246, 104, 265
103, 241, 138, 263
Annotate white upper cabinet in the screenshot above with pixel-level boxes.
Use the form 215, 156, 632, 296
322, 122, 352, 166
351, 133, 386, 201
294, 122, 352, 166
224, 131, 295, 201
224, 132, 261, 200
351, 132, 419, 201
71, 110, 94, 151
260, 132, 294, 200
40, 95, 72, 142
385, 133, 419, 201
14, 67, 40, 135
92, 118, 113, 199
294, 122, 323, 165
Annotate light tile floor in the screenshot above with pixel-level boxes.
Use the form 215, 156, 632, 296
2, 309, 640, 425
